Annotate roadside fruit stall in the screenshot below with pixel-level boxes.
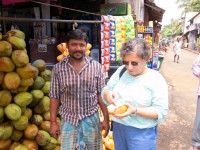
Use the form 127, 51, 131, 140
0, 14, 160, 150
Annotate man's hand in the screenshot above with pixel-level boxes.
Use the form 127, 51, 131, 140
50, 122, 60, 138
101, 119, 110, 138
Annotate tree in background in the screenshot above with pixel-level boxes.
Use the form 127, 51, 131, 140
176, 0, 200, 14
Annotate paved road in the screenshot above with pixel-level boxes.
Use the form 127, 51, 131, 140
157, 46, 199, 150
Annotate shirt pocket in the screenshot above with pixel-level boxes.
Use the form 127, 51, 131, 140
83, 76, 98, 93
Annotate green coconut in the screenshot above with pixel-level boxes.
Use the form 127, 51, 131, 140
4, 103, 21, 121
0, 139, 12, 150
22, 108, 32, 120
20, 78, 34, 87
0, 90, 12, 107
32, 76, 45, 89
30, 114, 43, 126
0, 41, 12, 57
41, 81, 50, 94
16, 64, 38, 79
11, 50, 29, 67
0, 57, 15, 72
42, 111, 50, 121
0, 122, 13, 140
14, 92, 33, 107
14, 144, 28, 150
4, 72, 21, 90
6, 29, 25, 39
35, 130, 51, 146
7, 36, 26, 50
22, 139, 38, 150
29, 89, 44, 107
43, 137, 58, 150
24, 124, 39, 140
14, 86, 29, 93
34, 96, 50, 114
40, 69, 52, 81
12, 115, 29, 130
32, 59, 46, 72
11, 128, 24, 142
40, 121, 50, 133
9, 142, 21, 150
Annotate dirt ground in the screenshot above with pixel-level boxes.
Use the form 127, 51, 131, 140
156, 46, 199, 150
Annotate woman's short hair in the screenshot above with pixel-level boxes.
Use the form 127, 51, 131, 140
120, 38, 151, 61
66, 29, 88, 43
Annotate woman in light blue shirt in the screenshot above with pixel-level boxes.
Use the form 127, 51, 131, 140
102, 38, 168, 150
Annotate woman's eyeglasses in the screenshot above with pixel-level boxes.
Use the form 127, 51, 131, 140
122, 61, 139, 66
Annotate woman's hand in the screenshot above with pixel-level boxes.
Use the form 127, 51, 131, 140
104, 90, 118, 105
113, 103, 137, 119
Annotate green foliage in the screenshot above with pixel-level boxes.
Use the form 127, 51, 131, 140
176, 0, 200, 13
161, 19, 183, 38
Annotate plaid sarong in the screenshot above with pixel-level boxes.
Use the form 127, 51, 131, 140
60, 111, 103, 150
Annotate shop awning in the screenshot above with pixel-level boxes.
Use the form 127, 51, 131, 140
144, 2, 165, 22
2, 0, 57, 6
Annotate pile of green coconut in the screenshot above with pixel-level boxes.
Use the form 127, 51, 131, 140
0, 29, 60, 150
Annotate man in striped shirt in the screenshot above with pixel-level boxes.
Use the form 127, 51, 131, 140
49, 29, 109, 150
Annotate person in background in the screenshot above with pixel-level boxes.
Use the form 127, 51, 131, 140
173, 37, 182, 63
49, 29, 109, 150
189, 48, 200, 150
101, 38, 168, 150
159, 39, 168, 52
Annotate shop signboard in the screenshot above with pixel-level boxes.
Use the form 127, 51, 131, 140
100, 3, 128, 15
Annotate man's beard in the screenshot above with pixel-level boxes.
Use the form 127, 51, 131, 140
70, 50, 85, 60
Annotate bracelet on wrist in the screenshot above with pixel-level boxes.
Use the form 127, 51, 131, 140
133, 108, 137, 114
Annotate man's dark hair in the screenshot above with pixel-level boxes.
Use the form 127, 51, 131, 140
66, 29, 88, 43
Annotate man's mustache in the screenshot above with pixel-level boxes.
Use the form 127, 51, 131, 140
73, 50, 84, 54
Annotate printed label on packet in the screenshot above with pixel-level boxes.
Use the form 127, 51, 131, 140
110, 53, 116, 62
104, 55, 110, 64
101, 48, 110, 56
110, 38, 116, 46
110, 30, 116, 38
109, 46, 116, 53
104, 64, 110, 72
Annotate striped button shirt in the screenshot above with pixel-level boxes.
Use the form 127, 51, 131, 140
192, 54, 200, 95
49, 56, 105, 126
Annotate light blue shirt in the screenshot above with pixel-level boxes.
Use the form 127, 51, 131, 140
102, 65, 168, 129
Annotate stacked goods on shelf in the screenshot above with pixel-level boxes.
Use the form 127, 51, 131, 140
124, 15, 135, 41
0, 29, 61, 150
114, 16, 123, 62
137, 21, 160, 70
101, 15, 136, 69
56, 42, 92, 62
101, 15, 111, 72
108, 15, 116, 63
